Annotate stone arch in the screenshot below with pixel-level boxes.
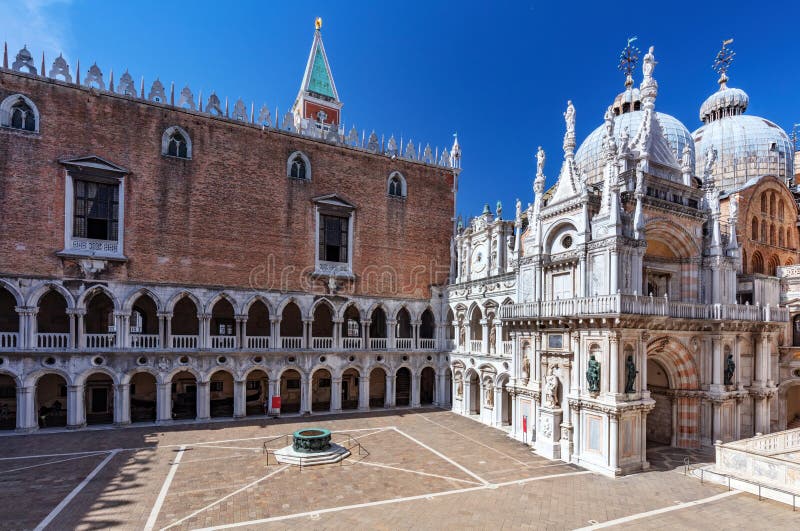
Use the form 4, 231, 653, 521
419, 365, 436, 405
751, 251, 764, 275
34, 371, 69, 428
387, 170, 407, 198
161, 125, 192, 158
74, 366, 120, 386
0, 93, 40, 132
0, 279, 23, 307
336, 300, 364, 321
204, 291, 239, 315
27, 282, 76, 310
121, 366, 160, 386
287, 150, 311, 180
242, 294, 274, 316
644, 218, 701, 259
275, 295, 308, 317
162, 364, 202, 384
543, 220, 579, 255
166, 290, 203, 314
122, 287, 163, 313
767, 255, 780, 276
778, 379, 800, 430
76, 285, 120, 313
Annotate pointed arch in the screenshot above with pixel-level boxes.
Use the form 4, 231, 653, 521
287, 151, 311, 180
204, 292, 239, 315
76, 284, 120, 312
166, 290, 203, 314
122, 287, 163, 313
0, 93, 39, 132
242, 294, 274, 316
161, 125, 192, 159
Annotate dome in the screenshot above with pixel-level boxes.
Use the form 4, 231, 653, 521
699, 86, 749, 123
692, 114, 793, 191
575, 110, 695, 185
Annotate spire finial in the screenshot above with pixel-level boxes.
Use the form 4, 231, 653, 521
315, 17, 322, 31
713, 38, 735, 88
618, 36, 640, 88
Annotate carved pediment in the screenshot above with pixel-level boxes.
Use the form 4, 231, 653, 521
59, 155, 129, 177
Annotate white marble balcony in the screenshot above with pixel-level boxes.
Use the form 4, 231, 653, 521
342, 337, 362, 349
0, 331, 18, 348
86, 333, 116, 349
469, 340, 482, 353
245, 336, 271, 349
130, 334, 159, 349
312, 337, 334, 349
282, 336, 302, 349
396, 338, 413, 350
211, 336, 236, 349
370, 338, 387, 350
172, 335, 198, 349
502, 340, 513, 355
36, 333, 69, 349
419, 338, 436, 350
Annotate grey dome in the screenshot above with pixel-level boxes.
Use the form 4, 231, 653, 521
576, 110, 694, 185
692, 114, 793, 191
699, 86, 749, 123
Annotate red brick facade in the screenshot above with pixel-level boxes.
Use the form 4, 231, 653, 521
0, 71, 455, 298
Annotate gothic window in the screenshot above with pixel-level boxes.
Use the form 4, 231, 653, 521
779, 200, 785, 221
780, 230, 785, 247
770, 224, 776, 246
751, 217, 758, 240
161, 126, 192, 159
760, 221, 767, 243
751, 251, 764, 275
0, 94, 39, 132
319, 214, 348, 262
287, 151, 311, 180
73, 179, 119, 241
387, 171, 407, 198
761, 193, 768, 214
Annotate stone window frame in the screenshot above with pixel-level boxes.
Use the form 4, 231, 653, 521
387, 170, 407, 198
287, 151, 312, 181
58, 156, 128, 260
0, 93, 40, 133
312, 194, 356, 279
161, 125, 192, 159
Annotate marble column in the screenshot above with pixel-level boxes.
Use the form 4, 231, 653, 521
196, 381, 210, 420
358, 375, 370, 410
156, 382, 172, 422
114, 383, 130, 425
385, 372, 394, 407
411, 371, 420, 408
301, 374, 311, 413
331, 377, 342, 412
233, 380, 246, 418
15, 385, 37, 432
67, 384, 85, 428
480, 319, 489, 354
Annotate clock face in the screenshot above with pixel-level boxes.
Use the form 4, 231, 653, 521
472, 244, 488, 272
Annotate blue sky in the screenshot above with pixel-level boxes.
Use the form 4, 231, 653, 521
3, 0, 799, 222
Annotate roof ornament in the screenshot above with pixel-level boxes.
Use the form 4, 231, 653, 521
178, 85, 195, 110
315, 17, 323, 31
713, 38, 735, 89
12, 45, 37, 75
536, 146, 546, 178
257, 104, 272, 127
84, 62, 105, 89
118, 70, 136, 96
205, 92, 222, 115
148, 79, 166, 103
563, 100, 576, 155
232, 98, 247, 121
618, 36, 640, 88
49, 53, 71, 82
639, 46, 658, 104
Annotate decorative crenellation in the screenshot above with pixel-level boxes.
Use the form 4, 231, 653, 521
1, 43, 461, 171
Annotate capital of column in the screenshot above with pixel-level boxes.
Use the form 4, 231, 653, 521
234, 314, 248, 322
66, 308, 86, 317
15, 306, 37, 315
115, 383, 130, 390
197, 313, 212, 320
157, 311, 173, 319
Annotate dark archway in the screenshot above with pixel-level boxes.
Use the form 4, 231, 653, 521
280, 302, 303, 349
369, 307, 387, 349
245, 370, 269, 416
395, 367, 411, 406
420, 367, 435, 405
37, 291, 69, 348
171, 371, 197, 420
85, 372, 114, 425
85, 292, 115, 349
280, 369, 302, 413
209, 370, 234, 418
311, 369, 332, 411
0, 374, 16, 429
172, 297, 199, 349
341, 368, 360, 410
36, 373, 67, 428
468, 371, 480, 414
130, 294, 159, 349
369, 368, 386, 407
0, 287, 19, 348
130, 372, 157, 422
210, 298, 236, 349
246, 301, 271, 349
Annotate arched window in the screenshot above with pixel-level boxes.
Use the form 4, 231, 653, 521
770, 192, 776, 217
768, 255, 780, 276
751, 217, 758, 240
761, 193, 768, 214
751, 251, 764, 275
786, 227, 793, 248
779, 200, 785, 221
760, 220, 767, 243
779, 229, 785, 247
0, 94, 39, 132
387, 171, 407, 198
770, 224, 776, 246
161, 126, 192, 159
287, 152, 310, 180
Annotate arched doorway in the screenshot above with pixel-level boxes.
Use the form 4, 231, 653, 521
498, 375, 512, 426
420, 367, 435, 405
245, 370, 268, 416
85, 373, 114, 425
369, 307, 387, 349
0, 374, 17, 429
130, 372, 157, 422
36, 291, 70, 348
420, 309, 436, 349
646, 338, 700, 450
246, 301, 270, 349
396, 309, 412, 349
311, 369, 332, 412
341, 368, 360, 410
209, 370, 234, 418
210, 299, 236, 349
369, 368, 386, 407
395, 367, 411, 406
787, 384, 800, 429
172, 297, 200, 349
171, 371, 197, 420
280, 302, 303, 349
468, 371, 480, 414
130, 294, 159, 348
280, 369, 301, 413
85, 292, 115, 349
312, 303, 334, 349
36, 373, 67, 428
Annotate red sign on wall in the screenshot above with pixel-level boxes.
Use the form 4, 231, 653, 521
271, 396, 281, 410
522, 415, 527, 433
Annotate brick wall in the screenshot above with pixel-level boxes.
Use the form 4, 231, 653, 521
0, 71, 454, 298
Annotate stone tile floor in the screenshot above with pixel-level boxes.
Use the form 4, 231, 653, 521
1, 409, 798, 530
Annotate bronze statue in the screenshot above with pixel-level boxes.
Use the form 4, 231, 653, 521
724, 353, 735, 386
586, 354, 601, 393
625, 355, 638, 394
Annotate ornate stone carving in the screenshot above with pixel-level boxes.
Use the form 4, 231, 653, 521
232, 98, 247, 121
544, 367, 559, 408
118, 70, 136, 96
205, 92, 223, 115
625, 355, 638, 393
257, 104, 272, 127
12, 46, 37, 74
541, 416, 552, 438
178, 86, 195, 110
84, 63, 105, 90
586, 354, 600, 393
148, 79, 167, 103
49, 53, 72, 82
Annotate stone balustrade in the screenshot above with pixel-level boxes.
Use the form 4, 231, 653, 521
172, 335, 199, 349
245, 336, 271, 349
0, 332, 19, 348
130, 334, 159, 349
370, 338, 387, 350
396, 338, 413, 350
36, 333, 69, 349
501, 293, 788, 322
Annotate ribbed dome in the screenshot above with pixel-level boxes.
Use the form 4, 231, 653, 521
575, 110, 695, 185
699, 86, 749, 123
692, 115, 793, 191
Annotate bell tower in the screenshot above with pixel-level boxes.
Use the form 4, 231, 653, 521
292, 17, 343, 132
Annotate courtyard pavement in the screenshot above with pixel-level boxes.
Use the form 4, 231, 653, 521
1, 409, 798, 530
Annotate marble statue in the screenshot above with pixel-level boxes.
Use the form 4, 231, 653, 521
724, 354, 736, 386
522, 356, 530, 380
642, 46, 656, 79
486, 385, 494, 407
704, 147, 717, 177
586, 354, 601, 393
544, 368, 559, 408
536, 146, 546, 176
730, 193, 739, 220
459, 325, 465, 347
456, 378, 463, 397
625, 355, 638, 394
515, 198, 522, 223
564, 100, 575, 134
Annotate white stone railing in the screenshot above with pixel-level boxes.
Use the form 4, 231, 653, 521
37, 333, 69, 349
733, 428, 800, 455
172, 335, 198, 349
130, 334, 159, 349
86, 333, 116, 349
211, 336, 236, 349
246, 336, 271, 349
342, 337, 362, 350
282, 336, 302, 349
396, 338, 413, 350
419, 338, 436, 350
777, 265, 800, 278
502, 293, 788, 323
312, 337, 333, 349
715, 428, 800, 494
370, 338, 387, 350
502, 341, 513, 355
0, 332, 19, 348
469, 340, 482, 353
